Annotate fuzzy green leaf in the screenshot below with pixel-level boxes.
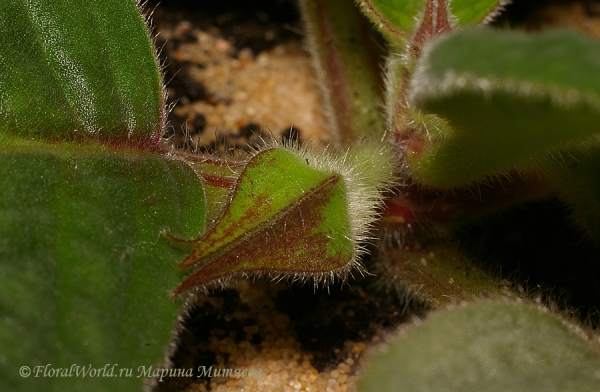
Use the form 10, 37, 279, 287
171, 148, 353, 293
0, 140, 206, 391
357, 0, 502, 40
169, 142, 397, 294
357, 0, 426, 39
359, 302, 600, 392
0, 0, 163, 142
407, 28, 600, 188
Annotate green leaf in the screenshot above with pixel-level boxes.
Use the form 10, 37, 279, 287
357, 0, 503, 40
407, 28, 600, 188
357, 0, 426, 39
0, 0, 163, 142
169, 142, 398, 294
0, 140, 205, 391
359, 302, 600, 392
450, 0, 506, 25
0, 1, 210, 390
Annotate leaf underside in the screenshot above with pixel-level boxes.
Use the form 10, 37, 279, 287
408, 28, 600, 188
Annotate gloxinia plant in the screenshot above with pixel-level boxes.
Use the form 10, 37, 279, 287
2, 0, 600, 391
0, 1, 394, 391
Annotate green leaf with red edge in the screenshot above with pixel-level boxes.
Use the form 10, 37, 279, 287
171, 147, 353, 294
356, 0, 426, 40
356, 0, 503, 41
168, 142, 398, 295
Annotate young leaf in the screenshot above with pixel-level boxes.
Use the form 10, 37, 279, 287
168, 141, 398, 295
357, 0, 504, 41
0, 0, 163, 143
407, 28, 600, 188
359, 302, 600, 392
450, 0, 508, 25
357, 0, 426, 40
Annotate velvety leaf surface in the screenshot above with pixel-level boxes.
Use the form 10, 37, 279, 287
359, 302, 600, 392
0, 0, 162, 142
172, 148, 354, 294
407, 28, 600, 188
0, 141, 205, 391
